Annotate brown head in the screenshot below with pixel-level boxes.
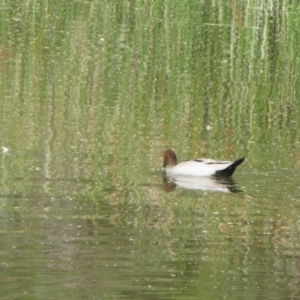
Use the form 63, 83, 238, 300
163, 149, 177, 168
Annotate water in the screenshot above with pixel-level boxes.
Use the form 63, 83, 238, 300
1, 157, 300, 299
1, 1, 300, 299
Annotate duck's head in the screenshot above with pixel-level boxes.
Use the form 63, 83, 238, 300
163, 149, 177, 168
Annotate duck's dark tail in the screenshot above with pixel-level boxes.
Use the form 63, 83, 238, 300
215, 157, 245, 177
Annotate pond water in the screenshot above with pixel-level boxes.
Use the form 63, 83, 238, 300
1, 1, 300, 299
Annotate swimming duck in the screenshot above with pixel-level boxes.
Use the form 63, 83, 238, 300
163, 149, 245, 177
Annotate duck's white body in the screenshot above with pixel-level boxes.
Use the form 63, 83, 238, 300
166, 159, 233, 177
163, 150, 245, 177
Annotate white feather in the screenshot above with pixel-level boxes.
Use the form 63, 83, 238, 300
165, 159, 232, 177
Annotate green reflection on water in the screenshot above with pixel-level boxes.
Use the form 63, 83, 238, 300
0, 0, 300, 299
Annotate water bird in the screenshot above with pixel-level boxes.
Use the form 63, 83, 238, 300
163, 149, 245, 177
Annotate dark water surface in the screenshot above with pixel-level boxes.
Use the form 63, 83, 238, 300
1, 1, 300, 299
1, 160, 300, 299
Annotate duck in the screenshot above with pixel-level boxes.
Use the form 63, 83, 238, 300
163, 149, 245, 177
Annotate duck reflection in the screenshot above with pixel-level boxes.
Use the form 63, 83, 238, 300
163, 174, 242, 193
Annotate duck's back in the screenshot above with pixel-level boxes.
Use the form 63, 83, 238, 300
166, 159, 232, 177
